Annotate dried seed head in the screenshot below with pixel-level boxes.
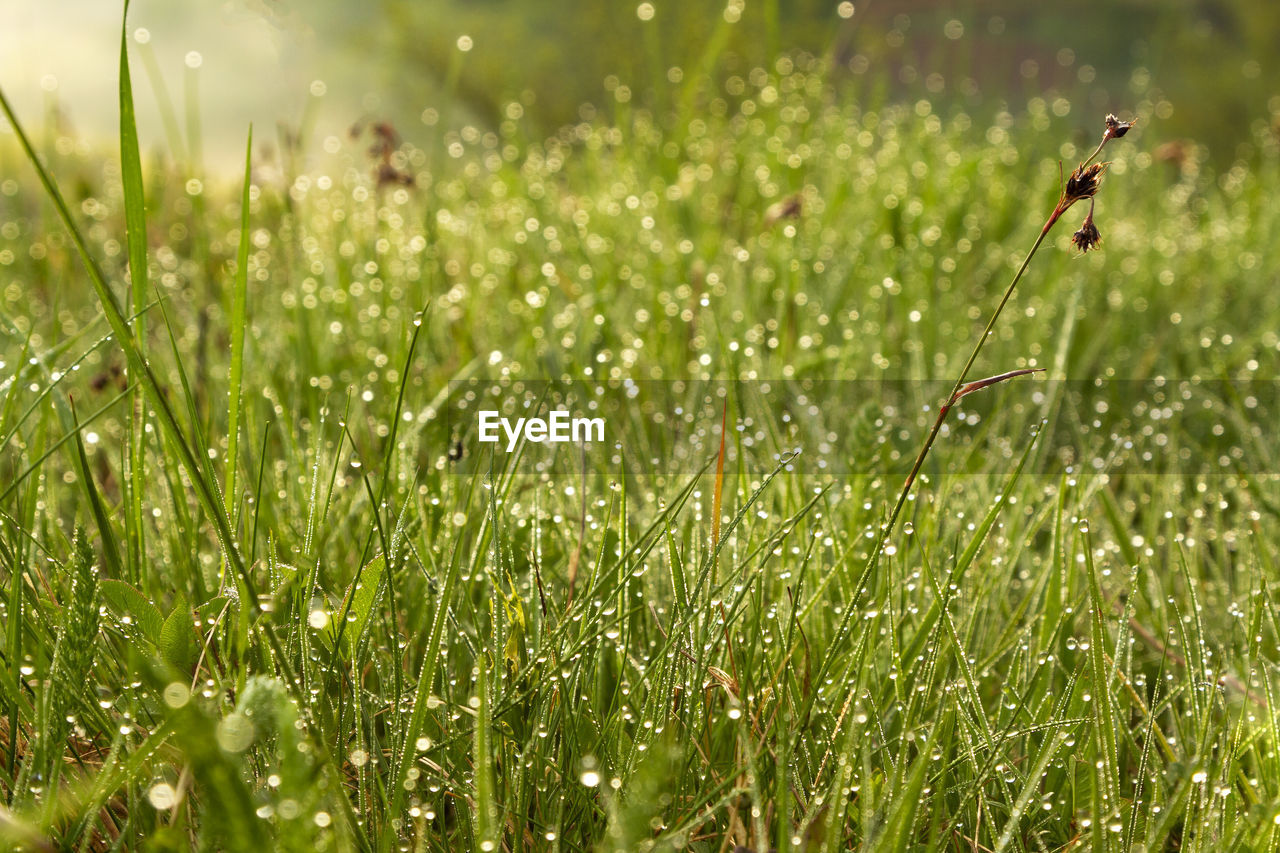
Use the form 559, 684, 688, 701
1071, 208, 1102, 253
1064, 162, 1107, 203
1104, 113, 1136, 141
763, 192, 803, 227
376, 162, 414, 189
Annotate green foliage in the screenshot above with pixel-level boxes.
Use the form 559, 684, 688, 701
159, 594, 196, 674
330, 554, 385, 655
2, 5, 1280, 852
34, 532, 99, 795
99, 579, 165, 644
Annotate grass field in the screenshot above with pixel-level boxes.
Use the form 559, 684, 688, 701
2, 11, 1280, 852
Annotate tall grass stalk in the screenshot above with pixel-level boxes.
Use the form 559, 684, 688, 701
881, 115, 1135, 550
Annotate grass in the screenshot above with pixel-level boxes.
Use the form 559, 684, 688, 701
2, 6, 1280, 851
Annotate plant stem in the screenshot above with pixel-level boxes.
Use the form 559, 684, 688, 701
880, 134, 1111, 537
882, 210, 1057, 541
810, 129, 1123, 706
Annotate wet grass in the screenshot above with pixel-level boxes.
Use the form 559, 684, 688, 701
2, 11, 1280, 853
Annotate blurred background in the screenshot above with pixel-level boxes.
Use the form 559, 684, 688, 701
3, 0, 1279, 172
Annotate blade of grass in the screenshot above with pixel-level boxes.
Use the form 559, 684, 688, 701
0, 58, 286, 678
711, 399, 727, 583
119, 0, 149, 584
0, 384, 134, 505
0, 74, 251, 602
118, 0, 147, 347
1083, 522, 1121, 852
0, 26, 326, 808
67, 400, 123, 579
225, 127, 252, 528
474, 652, 498, 852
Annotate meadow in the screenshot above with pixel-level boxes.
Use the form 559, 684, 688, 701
2, 12, 1280, 853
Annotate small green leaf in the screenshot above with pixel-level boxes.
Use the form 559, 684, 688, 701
160, 594, 197, 673
333, 555, 385, 655
99, 579, 164, 645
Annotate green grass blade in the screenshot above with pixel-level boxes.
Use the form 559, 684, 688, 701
67, 401, 123, 579
118, 0, 147, 342
881, 710, 947, 851
474, 652, 497, 851
1083, 523, 1121, 852
119, 0, 148, 584
0, 79, 254, 613
225, 127, 252, 525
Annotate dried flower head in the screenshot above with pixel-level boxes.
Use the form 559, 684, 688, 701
1104, 113, 1136, 141
376, 162, 415, 189
763, 192, 802, 227
1071, 206, 1102, 253
1064, 162, 1107, 203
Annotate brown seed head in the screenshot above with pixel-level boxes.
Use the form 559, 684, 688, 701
1071, 210, 1102, 253
763, 192, 803, 227
1103, 113, 1136, 141
376, 162, 415, 189
1064, 162, 1107, 203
